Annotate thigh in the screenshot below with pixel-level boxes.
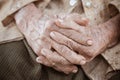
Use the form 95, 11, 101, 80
0, 40, 89, 80
41, 66, 89, 80
0, 41, 42, 80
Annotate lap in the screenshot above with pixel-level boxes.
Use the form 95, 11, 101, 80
0, 41, 41, 80
0, 40, 89, 80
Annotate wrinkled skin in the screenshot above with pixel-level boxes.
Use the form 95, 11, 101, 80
15, 3, 120, 74
14, 3, 88, 74
50, 13, 120, 61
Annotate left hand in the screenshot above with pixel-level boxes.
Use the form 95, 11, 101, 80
14, 4, 79, 74
50, 13, 119, 62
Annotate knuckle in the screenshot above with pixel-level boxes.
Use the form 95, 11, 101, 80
46, 25, 52, 31
45, 22, 57, 32
40, 35, 45, 40
65, 40, 74, 49
45, 26, 50, 31
59, 45, 67, 53
40, 35, 48, 42
59, 59, 65, 65
59, 58, 69, 65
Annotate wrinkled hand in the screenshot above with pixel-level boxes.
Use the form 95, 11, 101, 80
50, 13, 119, 62
14, 3, 81, 74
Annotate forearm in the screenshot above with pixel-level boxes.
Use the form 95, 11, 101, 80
106, 13, 120, 35
14, 3, 44, 36
100, 14, 120, 48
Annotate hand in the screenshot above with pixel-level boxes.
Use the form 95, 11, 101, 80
14, 3, 80, 74
50, 13, 120, 62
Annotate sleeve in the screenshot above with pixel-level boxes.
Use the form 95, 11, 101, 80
0, 0, 37, 44
0, 0, 37, 23
108, 0, 120, 17
101, 0, 120, 70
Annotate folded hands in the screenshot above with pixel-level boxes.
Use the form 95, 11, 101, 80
15, 4, 120, 74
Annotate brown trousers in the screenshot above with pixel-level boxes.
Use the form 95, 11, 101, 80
0, 40, 89, 80
0, 40, 119, 80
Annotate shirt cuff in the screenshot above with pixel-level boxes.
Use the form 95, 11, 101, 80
1, 0, 37, 26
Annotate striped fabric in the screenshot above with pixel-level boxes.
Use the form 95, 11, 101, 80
0, 40, 89, 80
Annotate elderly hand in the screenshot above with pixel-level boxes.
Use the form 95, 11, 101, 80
14, 3, 83, 74
50, 13, 120, 62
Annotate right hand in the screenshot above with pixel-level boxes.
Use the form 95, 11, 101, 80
14, 3, 80, 74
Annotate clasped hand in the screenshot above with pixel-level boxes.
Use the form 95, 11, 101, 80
15, 4, 118, 74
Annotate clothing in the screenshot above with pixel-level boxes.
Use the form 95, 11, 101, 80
0, 0, 120, 80
0, 40, 88, 80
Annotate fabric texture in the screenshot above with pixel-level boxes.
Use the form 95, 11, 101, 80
0, 40, 41, 80
0, 40, 89, 80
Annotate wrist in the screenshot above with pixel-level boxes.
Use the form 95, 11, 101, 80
100, 14, 120, 48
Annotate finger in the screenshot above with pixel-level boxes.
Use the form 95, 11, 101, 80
44, 20, 60, 35
54, 65, 78, 74
55, 19, 86, 33
44, 20, 90, 47
41, 48, 78, 73
50, 31, 93, 58
56, 29, 93, 46
37, 57, 72, 74
50, 31, 81, 50
41, 48, 70, 65
41, 49, 78, 74
36, 56, 53, 67
67, 13, 89, 26
41, 36, 86, 65
53, 66, 77, 74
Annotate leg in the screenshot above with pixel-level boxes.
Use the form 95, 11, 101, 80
0, 40, 41, 80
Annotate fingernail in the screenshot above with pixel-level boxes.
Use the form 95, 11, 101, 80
80, 60, 86, 65
52, 63, 55, 66
72, 69, 78, 73
50, 32, 55, 37
87, 39, 93, 46
36, 57, 42, 63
